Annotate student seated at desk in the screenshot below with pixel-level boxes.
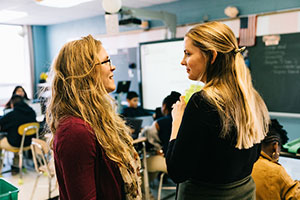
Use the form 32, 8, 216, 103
141, 91, 181, 156
252, 119, 300, 200
153, 107, 163, 121
121, 91, 151, 118
0, 95, 37, 169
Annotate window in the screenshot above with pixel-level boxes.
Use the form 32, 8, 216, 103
0, 24, 32, 106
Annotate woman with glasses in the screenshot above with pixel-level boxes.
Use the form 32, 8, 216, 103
47, 35, 141, 200
166, 22, 270, 199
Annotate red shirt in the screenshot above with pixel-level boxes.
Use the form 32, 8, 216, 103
53, 116, 125, 200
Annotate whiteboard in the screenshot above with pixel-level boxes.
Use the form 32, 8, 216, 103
140, 39, 198, 110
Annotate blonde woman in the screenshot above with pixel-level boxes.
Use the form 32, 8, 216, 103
166, 21, 270, 199
47, 35, 141, 200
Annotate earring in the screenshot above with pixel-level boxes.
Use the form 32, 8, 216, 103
272, 152, 279, 161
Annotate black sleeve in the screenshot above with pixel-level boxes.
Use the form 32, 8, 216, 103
255, 143, 262, 161
121, 107, 129, 117
166, 92, 219, 183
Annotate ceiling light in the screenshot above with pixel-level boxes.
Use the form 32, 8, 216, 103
36, 0, 94, 8
0, 10, 28, 22
102, 0, 122, 14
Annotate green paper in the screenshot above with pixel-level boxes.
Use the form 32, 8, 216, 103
184, 84, 203, 103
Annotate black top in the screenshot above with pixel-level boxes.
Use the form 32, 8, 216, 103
121, 106, 151, 118
0, 101, 37, 147
166, 91, 261, 184
157, 114, 172, 155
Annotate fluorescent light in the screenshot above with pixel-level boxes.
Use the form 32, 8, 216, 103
36, 0, 94, 8
0, 10, 28, 22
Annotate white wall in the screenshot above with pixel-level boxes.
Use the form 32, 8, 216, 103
96, 11, 300, 51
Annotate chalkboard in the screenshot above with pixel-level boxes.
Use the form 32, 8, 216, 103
248, 32, 300, 114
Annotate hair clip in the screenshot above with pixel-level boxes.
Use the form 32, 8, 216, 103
234, 46, 246, 54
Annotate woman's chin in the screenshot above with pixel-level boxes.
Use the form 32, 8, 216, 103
188, 75, 197, 81
105, 85, 116, 93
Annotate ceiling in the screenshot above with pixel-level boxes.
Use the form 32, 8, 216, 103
0, 0, 178, 25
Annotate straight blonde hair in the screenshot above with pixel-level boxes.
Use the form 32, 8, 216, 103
47, 35, 141, 199
186, 21, 270, 149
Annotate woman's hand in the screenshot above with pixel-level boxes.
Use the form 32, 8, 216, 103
170, 96, 186, 140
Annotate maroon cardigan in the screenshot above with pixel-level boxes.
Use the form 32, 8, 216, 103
53, 116, 125, 200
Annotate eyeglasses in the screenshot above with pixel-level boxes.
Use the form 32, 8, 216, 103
100, 59, 112, 67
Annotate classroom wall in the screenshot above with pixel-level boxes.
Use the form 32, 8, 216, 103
33, 0, 300, 86
275, 117, 300, 141
37, 0, 300, 64
147, 0, 300, 27
31, 0, 300, 141
32, 26, 49, 94
46, 15, 106, 61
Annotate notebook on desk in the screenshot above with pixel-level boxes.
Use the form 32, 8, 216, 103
135, 116, 154, 128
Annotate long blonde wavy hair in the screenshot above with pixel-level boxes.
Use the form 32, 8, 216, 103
47, 35, 141, 199
186, 21, 270, 149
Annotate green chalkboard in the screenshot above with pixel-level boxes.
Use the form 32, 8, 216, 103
247, 33, 300, 114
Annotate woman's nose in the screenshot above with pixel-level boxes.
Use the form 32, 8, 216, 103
111, 64, 116, 71
181, 58, 186, 66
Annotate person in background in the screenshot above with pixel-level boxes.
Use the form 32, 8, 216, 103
47, 35, 141, 200
141, 91, 181, 156
153, 107, 163, 121
0, 95, 36, 171
252, 119, 300, 199
155, 91, 181, 155
166, 21, 270, 199
5, 86, 30, 109
121, 91, 151, 118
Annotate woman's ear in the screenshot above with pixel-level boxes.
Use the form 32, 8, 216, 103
210, 50, 217, 64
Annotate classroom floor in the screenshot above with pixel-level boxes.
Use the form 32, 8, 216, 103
1, 152, 177, 200
1, 152, 299, 200
148, 174, 176, 200
1, 167, 176, 200
1, 152, 59, 200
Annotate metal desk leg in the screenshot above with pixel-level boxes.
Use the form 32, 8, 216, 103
142, 141, 150, 200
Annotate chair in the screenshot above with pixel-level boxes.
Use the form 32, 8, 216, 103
18, 122, 40, 182
0, 122, 40, 184
133, 137, 151, 200
147, 155, 176, 200
30, 138, 56, 200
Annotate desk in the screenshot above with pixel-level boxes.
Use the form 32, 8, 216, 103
280, 151, 300, 159
133, 137, 150, 200
280, 153, 300, 180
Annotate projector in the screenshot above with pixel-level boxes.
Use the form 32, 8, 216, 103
119, 17, 142, 26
